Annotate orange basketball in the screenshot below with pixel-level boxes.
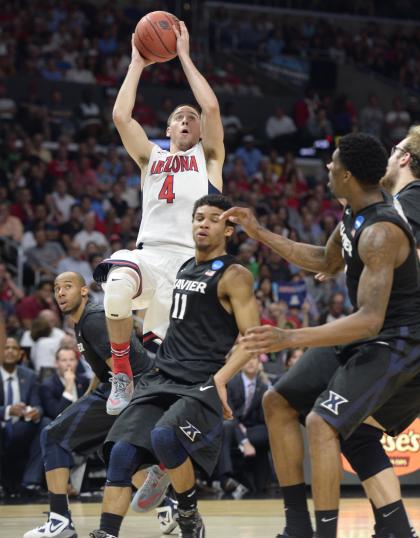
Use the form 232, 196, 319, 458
134, 11, 180, 63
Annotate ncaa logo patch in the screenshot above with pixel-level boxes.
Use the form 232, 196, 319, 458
77, 342, 85, 353
211, 260, 224, 270
320, 390, 348, 415
179, 421, 201, 442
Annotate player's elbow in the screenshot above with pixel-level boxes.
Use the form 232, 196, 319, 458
112, 109, 131, 126
202, 101, 220, 115
362, 314, 383, 338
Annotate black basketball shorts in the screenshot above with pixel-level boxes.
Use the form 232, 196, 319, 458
104, 369, 223, 476
46, 388, 116, 456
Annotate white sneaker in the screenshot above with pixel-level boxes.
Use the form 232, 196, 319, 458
130, 465, 170, 512
23, 512, 77, 538
156, 496, 179, 534
106, 372, 134, 415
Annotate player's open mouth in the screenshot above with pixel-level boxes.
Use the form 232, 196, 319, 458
197, 232, 208, 237
181, 129, 189, 134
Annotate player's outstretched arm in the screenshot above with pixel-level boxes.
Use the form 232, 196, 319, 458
174, 21, 224, 190
220, 207, 345, 274
241, 222, 405, 354
113, 35, 155, 177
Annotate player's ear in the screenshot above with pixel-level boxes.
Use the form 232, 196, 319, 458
166, 125, 171, 138
224, 225, 234, 239
81, 285, 89, 297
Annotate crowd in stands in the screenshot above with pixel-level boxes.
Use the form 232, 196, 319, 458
1, 0, 419, 502
211, 6, 420, 92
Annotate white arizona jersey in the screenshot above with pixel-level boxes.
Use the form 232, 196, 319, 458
137, 142, 218, 251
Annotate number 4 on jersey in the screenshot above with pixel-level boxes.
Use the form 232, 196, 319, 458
158, 174, 175, 203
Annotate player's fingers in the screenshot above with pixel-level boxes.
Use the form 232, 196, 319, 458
219, 207, 243, 221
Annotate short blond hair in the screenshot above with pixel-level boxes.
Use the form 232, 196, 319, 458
167, 104, 201, 126
404, 125, 420, 178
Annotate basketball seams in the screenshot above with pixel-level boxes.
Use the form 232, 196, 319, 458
145, 14, 176, 56
161, 12, 179, 54
136, 33, 167, 60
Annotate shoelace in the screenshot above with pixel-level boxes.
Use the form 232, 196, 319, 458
108, 373, 130, 395
143, 468, 161, 489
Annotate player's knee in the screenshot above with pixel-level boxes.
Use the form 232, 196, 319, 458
151, 425, 188, 469
106, 441, 142, 487
306, 411, 336, 441
41, 427, 74, 472
104, 268, 140, 320
263, 390, 292, 420
341, 424, 391, 481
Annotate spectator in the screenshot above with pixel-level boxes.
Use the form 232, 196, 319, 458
319, 292, 348, 324
0, 337, 47, 496
74, 213, 109, 253
359, 93, 384, 139
15, 280, 56, 330
0, 202, 23, 242
40, 346, 89, 419
236, 242, 259, 279
65, 57, 95, 84
29, 311, 66, 375
265, 106, 297, 141
306, 107, 333, 140
0, 84, 16, 124
59, 203, 84, 242
385, 95, 411, 147
56, 242, 94, 284
221, 101, 243, 149
50, 179, 76, 223
48, 90, 73, 138
77, 89, 103, 139
9, 188, 35, 230
0, 262, 24, 310
284, 347, 304, 370
25, 226, 65, 279
218, 356, 270, 495
235, 135, 263, 176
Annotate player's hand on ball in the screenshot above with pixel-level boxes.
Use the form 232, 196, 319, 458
214, 376, 233, 420
241, 325, 290, 353
131, 34, 155, 67
219, 207, 261, 240
173, 21, 190, 58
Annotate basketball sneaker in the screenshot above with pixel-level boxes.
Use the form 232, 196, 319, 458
156, 496, 179, 534
177, 509, 205, 538
130, 464, 170, 512
106, 372, 134, 415
23, 512, 77, 538
88, 532, 116, 538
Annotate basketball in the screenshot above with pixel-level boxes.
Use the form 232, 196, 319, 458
134, 11, 180, 63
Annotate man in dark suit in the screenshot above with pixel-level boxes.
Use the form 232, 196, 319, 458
0, 337, 48, 495
218, 356, 270, 495
41, 346, 89, 420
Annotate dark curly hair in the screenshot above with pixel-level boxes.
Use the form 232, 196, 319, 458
192, 194, 232, 218
338, 133, 388, 187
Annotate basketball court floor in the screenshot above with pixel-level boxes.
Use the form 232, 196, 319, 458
1, 498, 419, 537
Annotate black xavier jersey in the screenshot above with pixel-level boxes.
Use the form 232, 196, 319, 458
340, 195, 420, 330
155, 254, 239, 384
395, 180, 420, 247
75, 300, 151, 383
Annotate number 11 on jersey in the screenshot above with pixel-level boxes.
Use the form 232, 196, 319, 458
158, 174, 175, 203
172, 292, 187, 319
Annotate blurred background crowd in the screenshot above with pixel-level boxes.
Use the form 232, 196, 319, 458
0, 0, 419, 501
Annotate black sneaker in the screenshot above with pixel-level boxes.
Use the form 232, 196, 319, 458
178, 509, 205, 538
88, 531, 117, 538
